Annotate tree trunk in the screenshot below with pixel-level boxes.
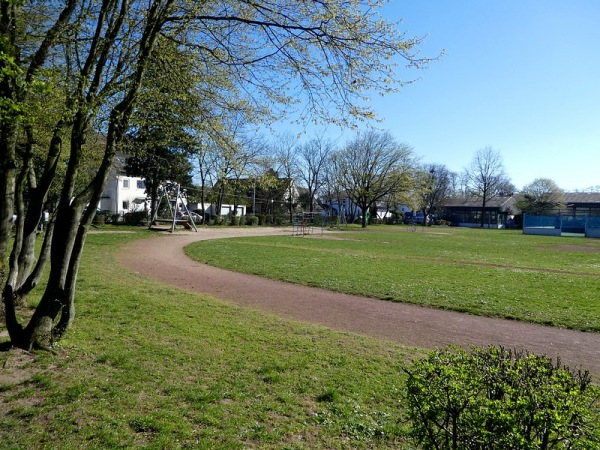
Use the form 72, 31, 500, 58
480, 199, 487, 228
288, 189, 294, 223
0, 123, 17, 301
0, 0, 18, 294
216, 181, 224, 216
361, 202, 368, 228
149, 175, 160, 227
0, 0, 73, 328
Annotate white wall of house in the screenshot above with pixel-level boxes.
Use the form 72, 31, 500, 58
99, 174, 147, 215
187, 202, 246, 217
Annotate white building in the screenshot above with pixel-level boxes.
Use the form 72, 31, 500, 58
98, 154, 148, 215
187, 202, 246, 219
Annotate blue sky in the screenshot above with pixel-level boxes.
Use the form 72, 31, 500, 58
281, 1, 600, 192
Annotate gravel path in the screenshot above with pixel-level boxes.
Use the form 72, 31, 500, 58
118, 227, 600, 377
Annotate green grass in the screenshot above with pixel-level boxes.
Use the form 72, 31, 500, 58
186, 226, 600, 332
0, 230, 423, 449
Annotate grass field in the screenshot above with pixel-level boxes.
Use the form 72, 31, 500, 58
186, 226, 600, 332
0, 230, 425, 449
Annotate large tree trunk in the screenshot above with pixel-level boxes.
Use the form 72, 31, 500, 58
4, 0, 168, 350
0, 0, 18, 291
0, 110, 18, 315
361, 202, 368, 228
15, 111, 124, 349
480, 198, 487, 228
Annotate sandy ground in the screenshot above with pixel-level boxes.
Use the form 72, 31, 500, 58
118, 227, 600, 377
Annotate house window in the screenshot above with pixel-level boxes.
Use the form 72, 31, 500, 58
137, 180, 145, 189
122, 201, 129, 210
122, 179, 129, 189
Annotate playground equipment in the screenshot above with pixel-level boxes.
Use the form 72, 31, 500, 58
150, 182, 198, 233
292, 212, 324, 236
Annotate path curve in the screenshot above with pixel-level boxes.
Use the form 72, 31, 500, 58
118, 228, 600, 377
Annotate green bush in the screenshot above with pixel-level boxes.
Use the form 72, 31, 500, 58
123, 211, 147, 226
245, 215, 259, 226
404, 346, 600, 449
212, 215, 224, 226
94, 214, 106, 226
93, 210, 114, 225
230, 215, 241, 226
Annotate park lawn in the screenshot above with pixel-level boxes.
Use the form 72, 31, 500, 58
0, 230, 423, 449
186, 226, 600, 332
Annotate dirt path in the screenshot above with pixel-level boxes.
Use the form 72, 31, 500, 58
118, 227, 600, 377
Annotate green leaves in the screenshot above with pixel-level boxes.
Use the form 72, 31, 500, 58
404, 346, 600, 449
0, 51, 26, 124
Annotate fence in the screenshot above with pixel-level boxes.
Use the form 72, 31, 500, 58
523, 214, 600, 238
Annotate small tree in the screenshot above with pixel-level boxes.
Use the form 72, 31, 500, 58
297, 136, 334, 214
272, 133, 300, 223
404, 346, 600, 450
463, 147, 512, 227
517, 178, 565, 215
334, 130, 414, 228
411, 163, 454, 226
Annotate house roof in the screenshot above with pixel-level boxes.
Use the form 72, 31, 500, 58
443, 196, 518, 211
563, 192, 600, 205
113, 152, 129, 175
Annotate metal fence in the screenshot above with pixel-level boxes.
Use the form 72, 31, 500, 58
523, 214, 600, 238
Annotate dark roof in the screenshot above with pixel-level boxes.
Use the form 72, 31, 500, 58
113, 152, 129, 174
564, 192, 600, 204
443, 196, 517, 210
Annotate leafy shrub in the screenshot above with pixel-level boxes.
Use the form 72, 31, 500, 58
94, 214, 106, 226
93, 209, 112, 225
245, 215, 259, 226
212, 215, 224, 226
404, 346, 600, 449
230, 215, 241, 226
123, 211, 147, 226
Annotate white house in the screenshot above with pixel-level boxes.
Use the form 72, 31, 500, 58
98, 153, 148, 215
187, 202, 246, 219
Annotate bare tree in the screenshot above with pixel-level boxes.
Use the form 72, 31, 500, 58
463, 147, 511, 228
415, 163, 454, 225
208, 118, 261, 220
334, 130, 414, 228
297, 136, 335, 213
321, 154, 345, 223
272, 133, 300, 222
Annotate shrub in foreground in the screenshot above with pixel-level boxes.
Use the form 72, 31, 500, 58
404, 346, 599, 449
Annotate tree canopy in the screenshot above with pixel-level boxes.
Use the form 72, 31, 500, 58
463, 147, 512, 228
517, 178, 565, 215
1, 0, 430, 350
333, 130, 414, 228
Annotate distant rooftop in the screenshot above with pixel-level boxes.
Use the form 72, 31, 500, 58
564, 192, 600, 204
